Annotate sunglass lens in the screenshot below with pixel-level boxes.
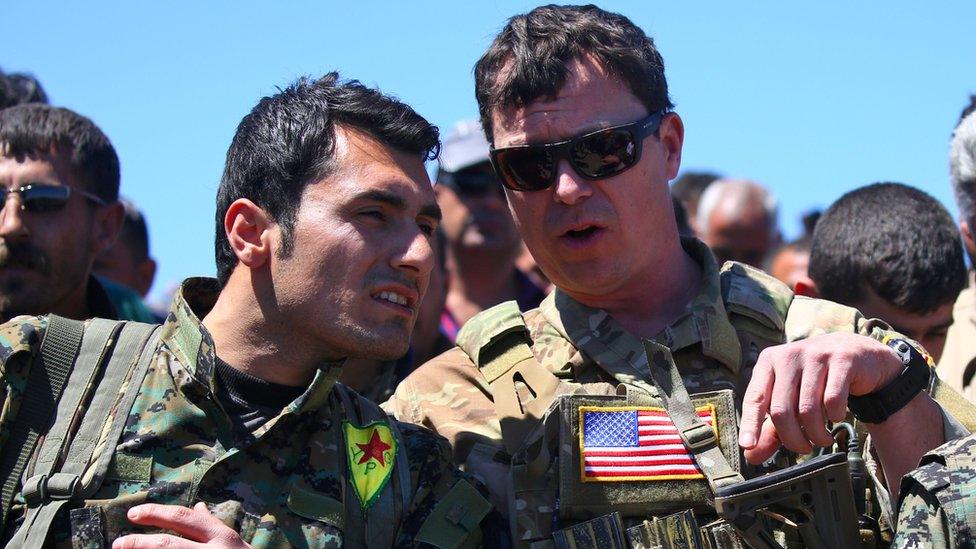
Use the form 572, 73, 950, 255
22, 185, 71, 213
572, 129, 637, 178
499, 148, 555, 191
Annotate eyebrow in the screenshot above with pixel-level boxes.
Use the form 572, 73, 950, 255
354, 189, 442, 222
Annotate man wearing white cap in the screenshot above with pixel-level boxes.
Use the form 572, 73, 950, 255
434, 120, 547, 339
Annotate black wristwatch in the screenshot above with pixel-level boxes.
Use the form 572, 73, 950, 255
847, 338, 932, 424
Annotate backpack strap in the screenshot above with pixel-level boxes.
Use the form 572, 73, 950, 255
8, 321, 160, 548
0, 315, 85, 534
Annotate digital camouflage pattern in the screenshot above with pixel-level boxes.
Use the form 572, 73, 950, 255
383, 238, 976, 545
0, 277, 490, 548
894, 433, 976, 548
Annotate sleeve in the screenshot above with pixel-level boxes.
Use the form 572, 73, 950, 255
892, 484, 952, 549
0, 316, 47, 453
394, 423, 495, 548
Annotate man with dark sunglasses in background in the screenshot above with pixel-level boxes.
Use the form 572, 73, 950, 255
0, 104, 125, 322
384, 5, 976, 546
434, 119, 546, 340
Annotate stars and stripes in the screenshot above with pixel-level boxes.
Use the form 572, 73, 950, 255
579, 405, 717, 482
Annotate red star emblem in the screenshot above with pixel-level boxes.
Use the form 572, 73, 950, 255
356, 428, 392, 466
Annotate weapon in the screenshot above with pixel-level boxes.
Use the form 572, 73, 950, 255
713, 451, 861, 549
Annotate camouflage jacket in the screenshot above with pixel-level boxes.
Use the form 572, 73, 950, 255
383, 238, 973, 545
0, 277, 491, 548
894, 433, 976, 548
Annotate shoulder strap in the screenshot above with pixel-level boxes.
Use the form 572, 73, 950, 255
642, 340, 743, 492
8, 321, 160, 548
0, 315, 84, 534
458, 301, 564, 456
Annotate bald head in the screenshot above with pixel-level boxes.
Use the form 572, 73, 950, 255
698, 179, 780, 267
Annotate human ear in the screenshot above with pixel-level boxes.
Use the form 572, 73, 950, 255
92, 201, 124, 255
224, 199, 273, 269
961, 220, 976, 261
658, 113, 685, 181
793, 276, 820, 298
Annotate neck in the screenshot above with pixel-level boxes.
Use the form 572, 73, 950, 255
201, 270, 319, 387
566, 240, 702, 340
339, 358, 383, 394
48, 277, 92, 321
446, 245, 519, 325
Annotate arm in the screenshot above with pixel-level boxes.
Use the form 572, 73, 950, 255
738, 331, 943, 500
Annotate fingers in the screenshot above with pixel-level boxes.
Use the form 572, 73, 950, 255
123, 503, 229, 544
766, 351, 810, 454
743, 416, 781, 464
797, 359, 833, 447
738, 357, 774, 449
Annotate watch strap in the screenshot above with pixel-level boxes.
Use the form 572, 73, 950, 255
847, 339, 931, 424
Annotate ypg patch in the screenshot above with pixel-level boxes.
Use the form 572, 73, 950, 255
579, 405, 717, 482
343, 420, 398, 510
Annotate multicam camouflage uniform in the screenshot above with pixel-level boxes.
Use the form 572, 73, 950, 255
894, 433, 976, 548
0, 277, 491, 548
384, 238, 975, 546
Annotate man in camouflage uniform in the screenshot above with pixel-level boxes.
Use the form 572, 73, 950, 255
894, 433, 976, 548
383, 5, 974, 546
0, 74, 491, 547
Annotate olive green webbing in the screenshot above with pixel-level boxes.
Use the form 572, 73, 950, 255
9, 321, 159, 548
642, 340, 743, 492
0, 315, 84, 535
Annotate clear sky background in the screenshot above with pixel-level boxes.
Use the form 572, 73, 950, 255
3, 2, 974, 305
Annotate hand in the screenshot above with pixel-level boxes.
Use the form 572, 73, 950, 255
112, 502, 251, 549
737, 332, 902, 464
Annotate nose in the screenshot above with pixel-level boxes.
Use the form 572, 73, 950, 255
392, 227, 435, 288
552, 159, 593, 205
0, 195, 29, 241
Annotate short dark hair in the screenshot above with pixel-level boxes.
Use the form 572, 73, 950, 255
474, 4, 673, 144
0, 103, 119, 202
958, 95, 976, 126
118, 197, 151, 260
0, 69, 48, 109
809, 182, 966, 315
215, 72, 440, 286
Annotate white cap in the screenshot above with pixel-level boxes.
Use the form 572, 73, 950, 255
438, 119, 491, 173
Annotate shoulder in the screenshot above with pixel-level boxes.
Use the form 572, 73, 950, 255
720, 261, 794, 323
0, 315, 47, 363
0, 316, 48, 386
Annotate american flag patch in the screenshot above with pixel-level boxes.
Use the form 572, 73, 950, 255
578, 405, 717, 482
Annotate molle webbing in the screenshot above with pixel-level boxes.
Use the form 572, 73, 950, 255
0, 315, 84, 535
5, 320, 160, 548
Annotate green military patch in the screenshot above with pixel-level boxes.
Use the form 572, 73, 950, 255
343, 420, 397, 510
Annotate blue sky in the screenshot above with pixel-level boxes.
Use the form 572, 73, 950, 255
3, 2, 975, 304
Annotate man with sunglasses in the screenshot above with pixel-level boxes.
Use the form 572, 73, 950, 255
384, 5, 974, 546
0, 104, 125, 323
435, 120, 547, 340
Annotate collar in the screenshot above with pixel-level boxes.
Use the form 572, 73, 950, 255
160, 277, 341, 411
86, 275, 119, 320
539, 237, 741, 374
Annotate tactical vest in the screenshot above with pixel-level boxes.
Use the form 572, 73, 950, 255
0, 316, 429, 547
456, 263, 794, 548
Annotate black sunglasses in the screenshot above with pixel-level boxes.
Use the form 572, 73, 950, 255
1, 183, 107, 213
489, 111, 666, 192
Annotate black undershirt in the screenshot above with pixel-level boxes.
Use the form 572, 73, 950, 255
214, 357, 306, 435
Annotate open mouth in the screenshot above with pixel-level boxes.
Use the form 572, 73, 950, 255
564, 226, 600, 239
372, 289, 415, 315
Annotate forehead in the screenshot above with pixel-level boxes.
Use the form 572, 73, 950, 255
490, 56, 647, 147
0, 150, 75, 187
305, 127, 434, 205
857, 290, 954, 334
